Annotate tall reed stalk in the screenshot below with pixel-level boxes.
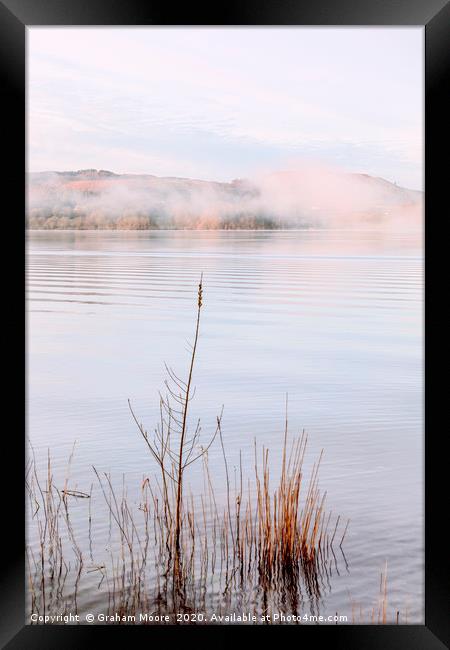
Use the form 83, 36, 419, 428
128, 274, 219, 587
174, 274, 203, 561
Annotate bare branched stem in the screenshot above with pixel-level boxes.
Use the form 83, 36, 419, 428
174, 274, 203, 563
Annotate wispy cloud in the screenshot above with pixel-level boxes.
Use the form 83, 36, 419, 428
28, 27, 423, 189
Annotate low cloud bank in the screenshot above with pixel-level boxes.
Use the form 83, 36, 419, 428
27, 167, 422, 230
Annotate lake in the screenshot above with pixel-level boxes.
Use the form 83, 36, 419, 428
26, 229, 423, 623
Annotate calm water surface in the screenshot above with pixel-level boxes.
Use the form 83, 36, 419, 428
27, 229, 423, 622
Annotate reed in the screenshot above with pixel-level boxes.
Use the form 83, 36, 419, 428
348, 563, 406, 624
128, 273, 222, 588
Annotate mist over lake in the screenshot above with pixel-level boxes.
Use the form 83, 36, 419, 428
27, 168, 422, 231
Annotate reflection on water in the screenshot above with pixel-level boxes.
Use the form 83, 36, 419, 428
26, 229, 423, 623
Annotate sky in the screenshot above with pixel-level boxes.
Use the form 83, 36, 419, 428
28, 27, 424, 190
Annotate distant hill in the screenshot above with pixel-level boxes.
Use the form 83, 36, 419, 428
27, 169, 423, 230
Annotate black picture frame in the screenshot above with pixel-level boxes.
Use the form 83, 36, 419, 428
1, 0, 448, 647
